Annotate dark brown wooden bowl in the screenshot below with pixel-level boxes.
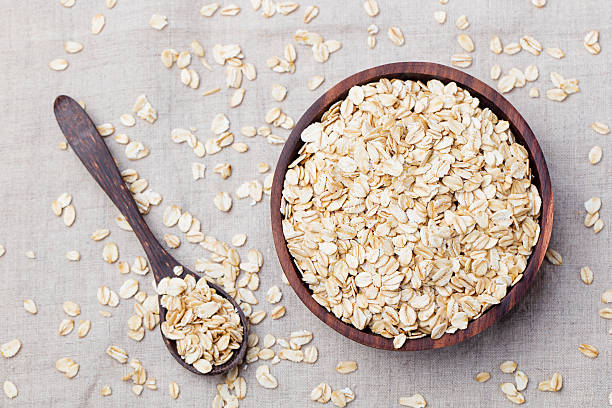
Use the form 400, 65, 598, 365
270, 62, 553, 351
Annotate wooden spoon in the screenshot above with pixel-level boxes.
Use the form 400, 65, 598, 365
53, 95, 248, 375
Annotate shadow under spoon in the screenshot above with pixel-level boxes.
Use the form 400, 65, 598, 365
53, 95, 248, 375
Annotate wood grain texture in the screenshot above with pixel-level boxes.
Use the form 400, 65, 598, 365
54, 95, 248, 374
270, 62, 553, 351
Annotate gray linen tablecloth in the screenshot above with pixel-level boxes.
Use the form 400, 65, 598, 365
0, 0, 610, 406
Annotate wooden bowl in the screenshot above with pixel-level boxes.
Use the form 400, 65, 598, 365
270, 62, 553, 351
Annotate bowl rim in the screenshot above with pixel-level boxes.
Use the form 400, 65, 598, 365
270, 62, 553, 351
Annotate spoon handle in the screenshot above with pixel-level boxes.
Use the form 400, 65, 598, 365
53, 95, 177, 280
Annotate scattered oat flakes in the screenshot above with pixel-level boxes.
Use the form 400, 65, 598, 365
363, 0, 379, 17
200, 3, 220, 16
580, 266, 594, 285
271, 84, 287, 101
250, 310, 266, 324
303, 345, 318, 363
303, 5, 319, 23
271, 305, 286, 319
132, 94, 157, 124
163, 205, 182, 227
528, 88, 539, 98
504, 42, 522, 55
100, 385, 112, 396
545, 248, 562, 265
220, 4, 241, 16
231, 233, 247, 247
546, 88, 567, 102
3, 380, 17, 399
455, 15, 469, 30
266, 285, 282, 304
387, 27, 404, 46
497, 75, 516, 93
308, 75, 325, 91
58, 318, 74, 336
103, 242, 119, 263
490, 65, 501, 80
23, 299, 37, 314
592, 122, 609, 135
0, 339, 21, 358
192, 162, 206, 180
202, 87, 221, 97
593, 219, 605, 233
213, 163, 232, 179
475, 372, 491, 383
336, 360, 358, 374
229, 88, 245, 108
451, 54, 472, 68
520, 35, 542, 55
457, 34, 474, 52
106, 345, 129, 363
63, 301, 80, 316
163, 234, 181, 249
500, 360, 517, 374
490, 36, 503, 54
169, 381, 180, 399
399, 394, 427, 408
545, 47, 564, 59
65, 250, 80, 261
77, 320, 91, 338
49, 58, 68, 71
509, 68, 526, 88
56, 357, 79, 379
64, 41, 83, 54
119, 279, 139, 299
231, 142, 248, 153
149, 14, 167, 30
578, 343, 598, 358
91, 14, 105, 34
584, 30, 601, 55
256, 365, 278, 389
311, 383, 332, 403
161, 49, 177, 68
515, 371, 528, 391
119, 114, 136, 127
588, 146, 603, 164
434, 10, 446, 24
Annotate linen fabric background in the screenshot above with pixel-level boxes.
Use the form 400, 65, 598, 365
0, 0, 610, 406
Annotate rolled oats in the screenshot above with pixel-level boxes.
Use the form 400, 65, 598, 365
158, 275, 242, 371
476, 372, 491, 383
3, 380, 17, 399
336, 360, 358, 374
399, 394, 427, 407
0, 339, 21, 358
578, 343, 598, 358
282, 78, 542, 342
455, 15, 469, 30
434, 11, 446, 24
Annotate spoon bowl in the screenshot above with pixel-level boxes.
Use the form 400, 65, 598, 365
54, 95, 248, 375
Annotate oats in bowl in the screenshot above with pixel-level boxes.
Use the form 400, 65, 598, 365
281, 78, 542, 342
